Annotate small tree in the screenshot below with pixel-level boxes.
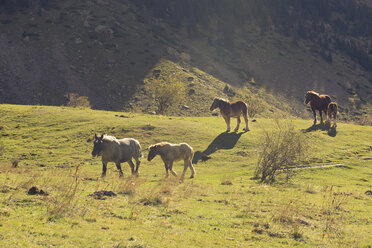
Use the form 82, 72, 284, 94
146, 77, 185, 115
65, 93, 91, 109
254, 122, 308, 183
245, 96, 265, 118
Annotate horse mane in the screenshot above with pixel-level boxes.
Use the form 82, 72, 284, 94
155, 142, 170, 148
307, 91, 319, 96
214, 97, 229, 103
150, 142, 170, 149
102, 135, 117, 142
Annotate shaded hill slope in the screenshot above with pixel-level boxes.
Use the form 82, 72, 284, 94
0, 0, 371, 120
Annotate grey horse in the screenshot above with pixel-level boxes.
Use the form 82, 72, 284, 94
92, 134, 142, 177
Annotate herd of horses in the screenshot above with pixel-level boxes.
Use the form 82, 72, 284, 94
92, 90, 338, 179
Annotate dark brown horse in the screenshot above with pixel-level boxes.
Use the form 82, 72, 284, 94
210, 97, 249, 132
327, 102, 338, 127
304, 91, 331, 125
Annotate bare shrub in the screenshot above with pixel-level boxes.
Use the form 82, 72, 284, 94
145, 77, 186, 115
272, 200, 306, 241
139, 179, 177, 207
254, 122, 309, 183
321, 186, 349, 241
46, 164, 83, 217
221, 175, 233, 185
0, 142, 4, 156
357, 114, 372, 126
0, 129, 4, 156
65, 93, 91, 109
117, 177, 140, 196
11, 158, 20, 168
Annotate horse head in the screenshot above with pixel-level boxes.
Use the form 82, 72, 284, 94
304, 91, 318, 105
92, 134, 104, 157
210, 98, 220, 111
147, 144, 159, 161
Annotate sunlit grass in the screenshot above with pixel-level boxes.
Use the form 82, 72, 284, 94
0, 104, 371, 247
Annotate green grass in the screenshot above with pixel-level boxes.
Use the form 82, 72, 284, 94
0, 104, 371, 247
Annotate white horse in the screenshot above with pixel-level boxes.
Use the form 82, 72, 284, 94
147, 142, 196, 180
92, 134, 142, 177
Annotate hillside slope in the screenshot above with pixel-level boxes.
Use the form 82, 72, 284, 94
0, 0, 371, 120
0, 104, 371, 247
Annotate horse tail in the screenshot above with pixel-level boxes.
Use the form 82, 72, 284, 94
133, 140, 143, 159
189, 145, 194, 161
242, 101, 249, 118
138, 142, 143, 159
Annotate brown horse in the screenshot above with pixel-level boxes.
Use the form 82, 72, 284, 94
304, 91, 331, 125
210, 97, 249, 132
327, 102, 338, 127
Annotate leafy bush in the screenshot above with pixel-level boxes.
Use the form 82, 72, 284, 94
65, 93, 91, 109
223, 84, 235, 97
145, 77, 185, 115
254, 122, 308, 183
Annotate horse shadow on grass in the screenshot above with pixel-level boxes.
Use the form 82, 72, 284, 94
302, 123, 337, 137
193, 132, 244, 164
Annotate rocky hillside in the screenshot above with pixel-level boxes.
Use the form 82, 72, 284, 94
0, 0, 371, 120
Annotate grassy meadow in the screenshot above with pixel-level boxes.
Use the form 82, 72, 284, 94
0, 104, 371, 247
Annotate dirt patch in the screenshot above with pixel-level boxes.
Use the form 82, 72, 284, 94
27, 186, 48, 196
141, 124, 155, 131
89, 190, 117, 200
140, 197, 162, 206
365, 190, 372, 195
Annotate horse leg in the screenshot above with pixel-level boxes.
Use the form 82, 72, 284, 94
115, 162, 124, 177
134, 157, 141, 175
312, 110, 317, 125
319, 110, 323, 124
234, 116, 241, 132
325, 109, 329, 124
188, 159, 196, 179
164, 162, 169, 178
180, 160, 188, 181
243, 113, 250, 132
168, 161, 178, 177
224, 117, 231, 132
127, 160, 135, 175
334, 113, 337, 127
101, 161, 107, 177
